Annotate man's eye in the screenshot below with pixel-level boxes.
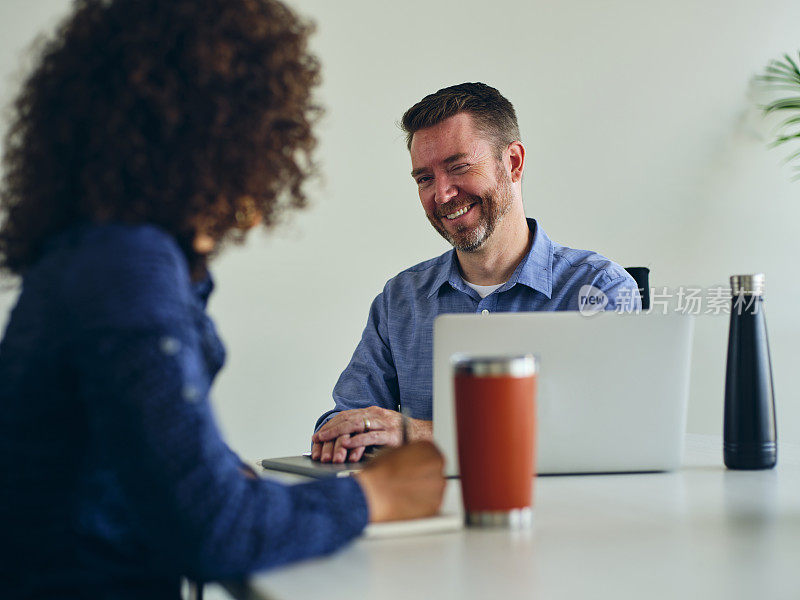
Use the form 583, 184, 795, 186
416, 176, 432, 186
451, 164, 469, 173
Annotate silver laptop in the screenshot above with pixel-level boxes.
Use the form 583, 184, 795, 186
433, 311, 695, 477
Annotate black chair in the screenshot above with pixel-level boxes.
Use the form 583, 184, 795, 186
624, 267, 650, 310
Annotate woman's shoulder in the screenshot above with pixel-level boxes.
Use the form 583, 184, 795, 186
47, 223, 196, 326
53, 221, 184, 262
50, 222, 188, 280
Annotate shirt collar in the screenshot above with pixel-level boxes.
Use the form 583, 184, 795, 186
192, 273, 215, 308
426, 250, 465, 299
427, 218, 554, 300
509, 218, 553, 298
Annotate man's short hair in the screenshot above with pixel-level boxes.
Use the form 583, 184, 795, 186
400, 82, 520, 154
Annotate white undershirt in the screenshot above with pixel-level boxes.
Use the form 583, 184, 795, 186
462, 278, 506, 298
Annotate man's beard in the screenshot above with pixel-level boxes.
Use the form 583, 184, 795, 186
427, 168, 514, 253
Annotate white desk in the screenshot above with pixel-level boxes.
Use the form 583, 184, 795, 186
247, 435, 800, 600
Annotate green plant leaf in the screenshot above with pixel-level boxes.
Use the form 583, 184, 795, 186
778, 115, 800, 129
768, 131, 800, 144
777, 148, 800, 166
759, 72, 800, 86
757, 50, 800, 178
762, 97, 800, 114
784, 53, 800, 76
763, 64, 800, 82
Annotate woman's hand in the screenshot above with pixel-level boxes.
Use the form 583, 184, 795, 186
353, 441, 446, 523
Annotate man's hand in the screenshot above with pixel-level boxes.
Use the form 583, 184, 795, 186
310, 407, 433, 463
353, 441, 445, 522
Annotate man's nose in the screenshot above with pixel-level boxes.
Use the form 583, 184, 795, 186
434, 177, 457, 205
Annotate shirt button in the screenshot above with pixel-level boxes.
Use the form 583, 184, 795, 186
481, 309, 490, 315
159, 336, 181, 356
182, 385, 201, 403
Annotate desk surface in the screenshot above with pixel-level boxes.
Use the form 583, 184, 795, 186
248, 435, 800, 600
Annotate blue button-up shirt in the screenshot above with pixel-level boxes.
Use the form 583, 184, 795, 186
315, 219, 640, 427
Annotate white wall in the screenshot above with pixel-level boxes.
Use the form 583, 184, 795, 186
2, 0, 799, 460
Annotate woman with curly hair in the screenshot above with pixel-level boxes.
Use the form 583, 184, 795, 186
0, 0, 445, 596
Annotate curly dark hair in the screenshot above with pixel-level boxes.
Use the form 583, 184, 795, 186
0, 0, 321, 276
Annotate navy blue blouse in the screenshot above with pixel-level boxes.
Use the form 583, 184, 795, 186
0, 223, 368, 598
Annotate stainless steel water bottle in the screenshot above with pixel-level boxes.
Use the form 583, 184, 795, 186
723, 274, 777, 470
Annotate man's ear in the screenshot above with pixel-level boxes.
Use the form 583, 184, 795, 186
507, 141, 525, 183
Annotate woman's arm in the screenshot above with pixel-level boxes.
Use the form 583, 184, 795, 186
65, 227, 368, 580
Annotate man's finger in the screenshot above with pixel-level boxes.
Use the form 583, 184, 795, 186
310, 442, 322, 461
344, 430, 397, 449
332, 435, 349, 464
319, 440, 336, 463
312, 416, 346, 442
313, 411, 368, 442
315, 415, 383, 443
347, 445, 366, 463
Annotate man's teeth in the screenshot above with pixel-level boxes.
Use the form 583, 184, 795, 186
445, 205, 471, 220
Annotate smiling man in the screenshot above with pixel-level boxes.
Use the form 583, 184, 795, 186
311, 83, 641, 463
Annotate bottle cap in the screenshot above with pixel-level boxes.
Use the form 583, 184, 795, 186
453, 354, 537, 377
730, 274, 765, 296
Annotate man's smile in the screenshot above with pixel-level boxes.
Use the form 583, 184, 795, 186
442, 202, 477, 221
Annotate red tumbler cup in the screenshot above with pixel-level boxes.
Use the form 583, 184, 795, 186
453, 354, 537, 527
